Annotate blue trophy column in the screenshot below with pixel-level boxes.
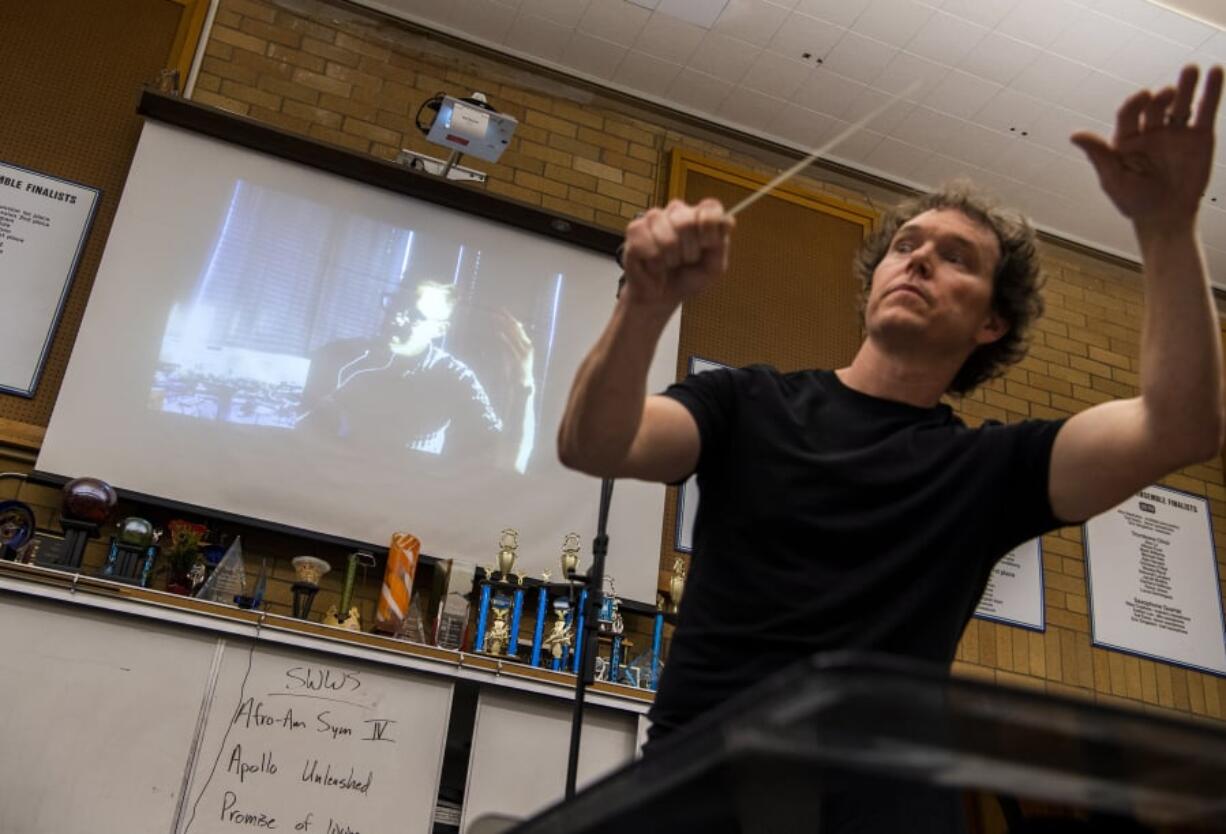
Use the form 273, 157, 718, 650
473, 582, 492, 653
530, 586, 548, 667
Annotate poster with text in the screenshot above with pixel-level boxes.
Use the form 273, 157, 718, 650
674, 356, 729, 553
1085, 486, 1226, 675
0, 161, 99, 396
974, 537, 1044, 630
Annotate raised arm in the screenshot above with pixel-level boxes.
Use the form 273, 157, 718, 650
557, 198, 734, 482
1050, 65, 1225, 523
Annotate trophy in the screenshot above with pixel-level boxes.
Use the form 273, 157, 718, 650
560, 532, 581, 579
474, 529, 525, 656
495, 528, 518, 578
102, 516, 155, 583
542, 599, 573, 671
484, 602, 512, 655
669, 557, 687, 612
290, 556, 331, 619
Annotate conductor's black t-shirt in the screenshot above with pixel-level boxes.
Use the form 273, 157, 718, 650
648, 365, 1066, 741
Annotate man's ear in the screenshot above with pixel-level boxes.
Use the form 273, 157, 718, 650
975, 310, 1009, 345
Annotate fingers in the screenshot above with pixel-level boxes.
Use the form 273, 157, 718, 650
623, 198, 732, 276
1194, 64, 1224, 131
1143, 86, 1176, 132
1070, 131, 1123, 182
1168, 65, 1199, 127
1115, 89, 1151, 144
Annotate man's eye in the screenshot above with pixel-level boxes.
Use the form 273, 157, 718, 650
943, 250, 963, 264
895, 240, 914, 252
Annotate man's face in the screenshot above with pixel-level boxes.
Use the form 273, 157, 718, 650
864, 208, 1006, 356
390, 285, 453, 355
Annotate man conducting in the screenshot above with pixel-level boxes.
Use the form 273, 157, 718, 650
558, 61, 1224, 778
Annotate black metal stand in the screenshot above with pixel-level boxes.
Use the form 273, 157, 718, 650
564, 477, 613, 800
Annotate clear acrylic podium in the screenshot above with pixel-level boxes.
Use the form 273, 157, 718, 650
505, 653, 1226, 833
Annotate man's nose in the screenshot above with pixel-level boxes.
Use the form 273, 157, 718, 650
906, 244, 933, 278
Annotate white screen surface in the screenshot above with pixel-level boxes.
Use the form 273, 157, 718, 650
39, 121, 678, 603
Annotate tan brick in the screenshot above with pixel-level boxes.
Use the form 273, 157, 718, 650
195, 72, 222, 93
266, 43, 327, 73
541, 163, 596, 192
343, 116, 400, 146
302, 36, 361, 68
601, 149, 654, 178
256, 75, 319, 105
1045, 571, 1084, 595
1044, 304, 1086, 328
498, 85, 556, 113
518, 140, 572, 168
248, 104, 310, 134
1067, 355, 1112, 378
1060, 627, 1080, 683
222, 0, 277, 23
274, 9, 336, 42
1047, 364, 1091, 387
594, 210, 625, 230
959, 617, 980, 663
513, 170, 568, 199
1028, 629, 1045, 678
283, 99, 343, 128
549, 133, 602, 160
292, 67, 351, 97
1090, 375, 1134, 398
995, 623, 1013, 671
540, 194, 596, 223
978, 621, 997, 666
1035, 316, 1068, 338
1028, 343, 1070, 366
627, 141, 657, 163
485, 179, 541, 205
578, 125, 629, 155
605, 119, 658, 147
326, 62, 383, 93
1088, 345, 1133, 371
1171, 665, 1190, 710
1071, 385, 1113, 405
620, 200, 644, 218
193, 89, 250, 115
1043, 333, 1089, 357
240, 17, 302, 48
622, 171, 657, 198
200, 55, 255, 87
573, 156, 623, 183
984, 389, 1030, 415
1004, 380, 1050, 406
551, 101, 604, 131
204, 38, 234, 61
525, 109, 579, 138
308, 122, 369, 153
597, 178, 651, 205
215, 8, 241, 28
220, 79, 281, 110
1065, 593, 1087, 614
335, 31, 391, 61
496, 150, 545, 176
1026, 373, 1072, 397
568, 187, 621, 214
211, 24, 266, 55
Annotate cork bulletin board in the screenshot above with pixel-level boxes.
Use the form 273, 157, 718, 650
0, 0, 207, 447
659, 149, 877, 586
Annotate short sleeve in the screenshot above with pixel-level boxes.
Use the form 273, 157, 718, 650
979, 417, 1068, 551
659, 366, 742, 482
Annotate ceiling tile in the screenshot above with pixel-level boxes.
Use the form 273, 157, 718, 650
1145, 7, 1215, 49
1089, 0, 1163, 30
821, 31, 898, 83
612, 50, 683, 95
668, 67, 735, 111
912, 152, 977, 187
828, 124, 886, 162
561, 31, 630, 78
1010, 52, 1092, 105
938, 120, 1014, 169
517, 0, 590, 27
851, 0, 933, 47
578, 0, 652, 46
719, 87, 789, 126
1101, 28, 1195, 87
922, 68, 1000, 119
846, 84, 916, 132
741, 50, 813, 98
1203, 31, 1226, 62
792, 67, 867, 117
713, 0, 792, 46
1062, 70, 1137, 124
905, 10, 988, 66
392, 0, 453, 22
1200, 206, 1226, 242
1048, 9, 1139, 67
503, 13, 574, 61
995, 0, 1080, 48
627, 0, 660, 7
656, 0, 729, 27
996, 138, 1065, 184
769, 103, 841, 146
891, 104, 962, 147
863, 135, 932, 176
957, 31, 1039, 86
973, 87, 1048, 133
767, 12, 846, 62
794, 0, 871, 27
939, 0, 1016, 29
689, 31, 761, 83
633, 11, 707, 63
451, 0, 520, 41
874, 50, 950, 99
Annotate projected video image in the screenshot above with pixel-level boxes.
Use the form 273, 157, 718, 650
151, 181, 566, 473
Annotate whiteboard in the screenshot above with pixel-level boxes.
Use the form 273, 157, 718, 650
0, 592, 219, 834
461, 688, 638, 830
179, 640, 453, 834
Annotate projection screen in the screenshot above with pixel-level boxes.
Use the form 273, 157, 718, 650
38, 120, 679, 604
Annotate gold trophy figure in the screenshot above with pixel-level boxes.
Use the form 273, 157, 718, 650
669, 557, 687, 613
542, 607, 573, 662
496, 528, 519, 578
485, 606, 511, 655
560, 532, 581, 579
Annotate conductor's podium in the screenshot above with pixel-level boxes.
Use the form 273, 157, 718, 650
506, 653, 1226, 833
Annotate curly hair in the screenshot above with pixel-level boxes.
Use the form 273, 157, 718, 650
853, 183, 1045, 396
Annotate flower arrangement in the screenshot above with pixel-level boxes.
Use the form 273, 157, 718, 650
163, 519, 208, 587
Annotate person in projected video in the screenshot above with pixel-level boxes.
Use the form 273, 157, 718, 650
297, 280, 536, 470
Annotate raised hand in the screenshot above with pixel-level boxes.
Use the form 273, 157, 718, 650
1071, 65, 1222, 230
621, 198, 735, 313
